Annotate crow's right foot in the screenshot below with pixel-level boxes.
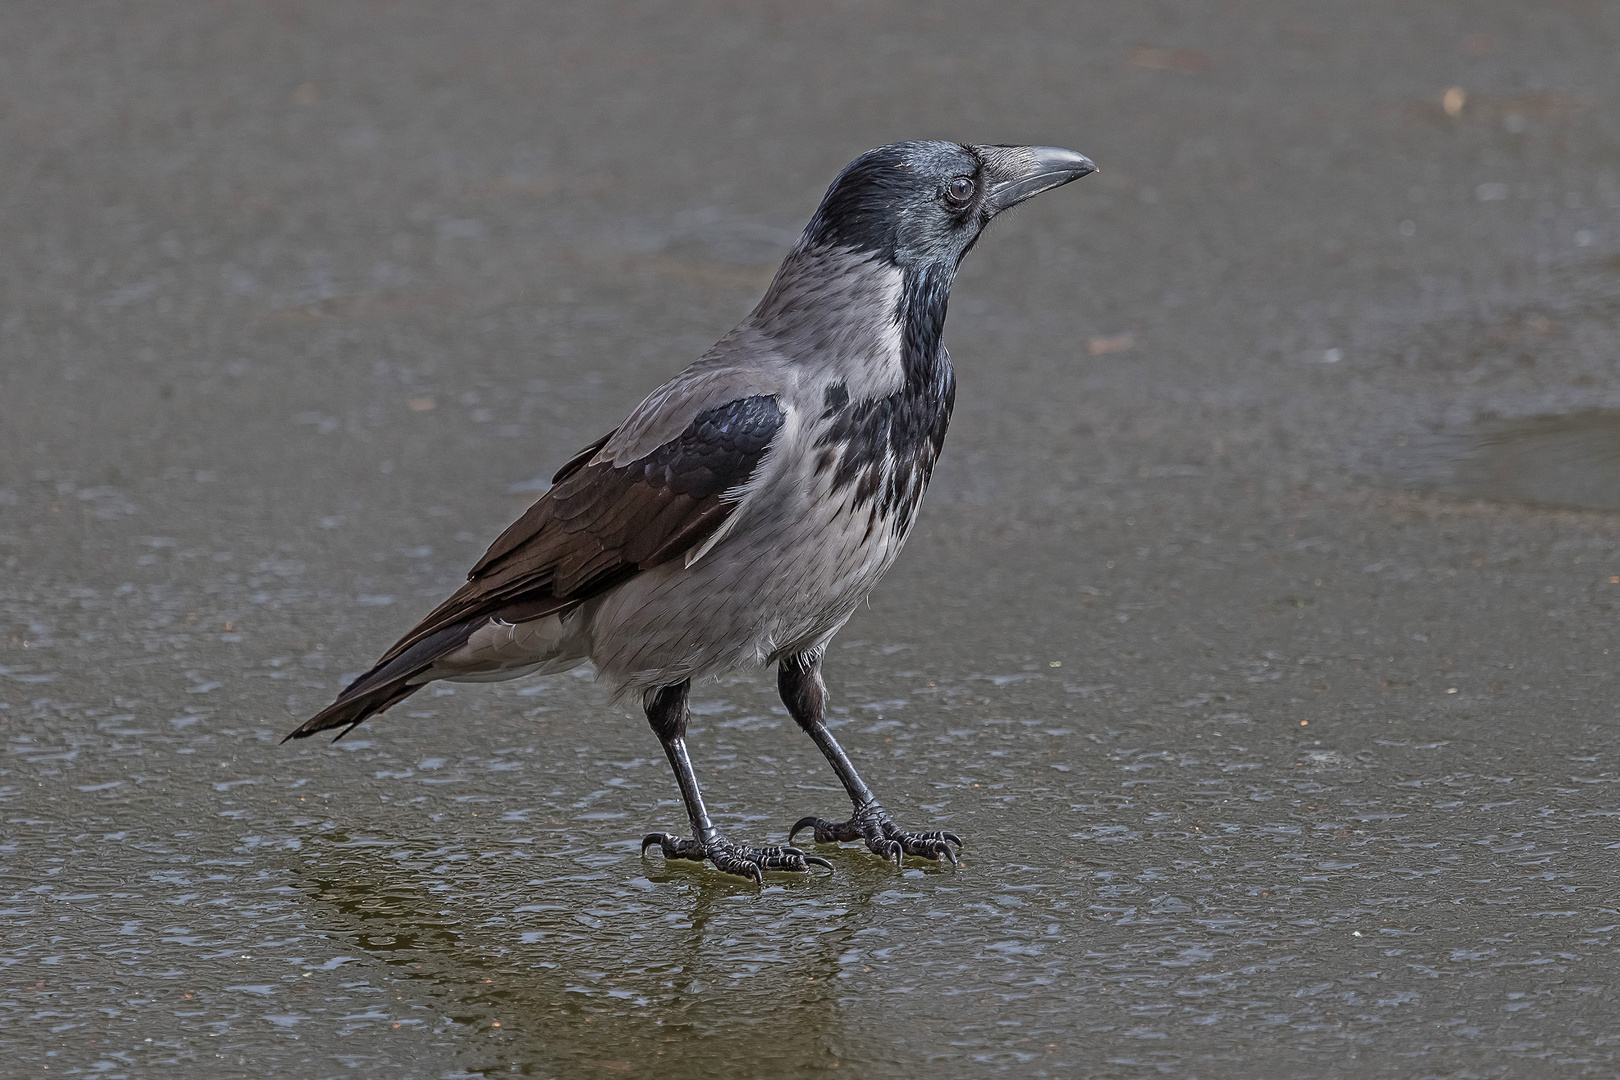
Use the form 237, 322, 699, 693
640, 832, 832, 883
788, 802, 962, 866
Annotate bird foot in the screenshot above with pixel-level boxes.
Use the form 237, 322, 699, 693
640, 831, 832, 883
788, 803, 962, 866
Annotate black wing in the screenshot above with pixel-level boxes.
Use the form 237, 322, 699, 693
284, 394, 785, 740
392, 393, 784, 661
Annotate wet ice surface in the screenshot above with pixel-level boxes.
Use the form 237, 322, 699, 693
1387, 411, 1620, 513
6, 1, 1620, 1076
11, 640, 1620, 1076
12, 518, 1620, 1078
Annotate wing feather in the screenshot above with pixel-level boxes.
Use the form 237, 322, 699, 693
370, 395, 784, 668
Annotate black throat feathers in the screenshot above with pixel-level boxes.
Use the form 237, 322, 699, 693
815, 259, 958, 529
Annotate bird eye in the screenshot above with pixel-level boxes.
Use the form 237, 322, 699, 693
943, 176, 975, 208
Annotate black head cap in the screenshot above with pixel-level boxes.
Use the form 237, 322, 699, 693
799, 141, 1096, 268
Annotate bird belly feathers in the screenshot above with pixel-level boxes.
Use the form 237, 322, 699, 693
583, 401, 935, 693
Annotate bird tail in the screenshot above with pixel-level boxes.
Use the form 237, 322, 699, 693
281, 620, 476, 743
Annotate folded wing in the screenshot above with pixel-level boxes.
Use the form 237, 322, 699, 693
403, 392, 785, 658
283, 394, 785, 740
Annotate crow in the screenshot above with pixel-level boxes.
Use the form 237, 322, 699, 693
285, 142, 1096, 880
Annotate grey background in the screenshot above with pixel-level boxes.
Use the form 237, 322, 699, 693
4, 2, 1620, 1076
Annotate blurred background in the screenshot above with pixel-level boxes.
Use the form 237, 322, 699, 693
4, 2, 1619, 1076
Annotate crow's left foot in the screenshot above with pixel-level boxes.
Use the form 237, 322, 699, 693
789, 802, 962, 866
640, 832, 832, 883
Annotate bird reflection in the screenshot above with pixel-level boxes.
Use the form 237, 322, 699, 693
296, 839, 910, 1073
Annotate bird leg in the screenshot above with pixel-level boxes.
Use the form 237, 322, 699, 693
639, 679, 830, 882
780, 652, 962, 866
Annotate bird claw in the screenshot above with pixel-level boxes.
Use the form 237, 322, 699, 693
640, 831, 830, 881
641, 832, 706, 861
790, 814, 862, 844
788, 805, 963, 867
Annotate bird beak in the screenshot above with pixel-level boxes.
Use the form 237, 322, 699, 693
977, 145, 1097, 214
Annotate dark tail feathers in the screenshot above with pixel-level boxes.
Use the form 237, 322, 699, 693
281, 621, 475, 743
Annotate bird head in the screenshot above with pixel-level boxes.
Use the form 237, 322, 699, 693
799, 141, 1096, 271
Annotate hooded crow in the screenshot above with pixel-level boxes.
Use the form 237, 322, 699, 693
285, 141, 1096, 881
